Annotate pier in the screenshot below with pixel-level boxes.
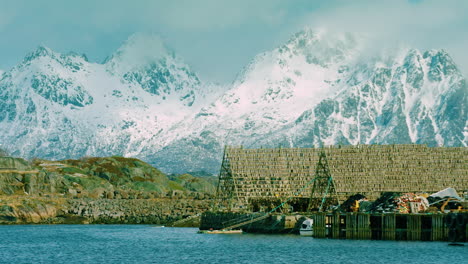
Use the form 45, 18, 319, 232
200, 212, 468, 242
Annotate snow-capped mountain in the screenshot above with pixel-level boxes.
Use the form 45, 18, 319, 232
149, 30, 467, 173
0, 34, 224, 161
0, 30, 466, 174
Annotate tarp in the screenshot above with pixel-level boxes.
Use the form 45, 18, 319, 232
429, 187, 462, 201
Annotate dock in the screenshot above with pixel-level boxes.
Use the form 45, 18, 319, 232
200, 211, 468, 242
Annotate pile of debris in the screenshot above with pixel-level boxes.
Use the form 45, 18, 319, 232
339, 188, 466, 214
367, 192, 401, 213
340, 194, 367, 212
394, 193, 429, 213
362, 192, 430, 214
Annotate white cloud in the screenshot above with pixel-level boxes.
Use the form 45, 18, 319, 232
298, 0, 468, 75
302, 0, 466, 32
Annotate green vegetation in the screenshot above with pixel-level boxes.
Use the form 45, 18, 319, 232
168, 174, 217, 194
0, 156, 217, 199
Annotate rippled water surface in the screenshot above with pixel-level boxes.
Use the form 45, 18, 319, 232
0, 225, 466, 263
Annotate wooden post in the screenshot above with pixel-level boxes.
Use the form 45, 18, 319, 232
382, 214, 396, 240
407, 214, 421, 241
346, 213, 357, 239
431, 214, 444, 241
312, 213, 327, 238
357, 213, 371, 240
332, 213, 340, 239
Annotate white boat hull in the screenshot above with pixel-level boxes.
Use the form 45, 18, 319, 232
299, 218, 314, 236
299, 230, 313, 236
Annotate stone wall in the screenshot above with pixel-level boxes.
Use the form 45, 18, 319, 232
0, 197, 211, 225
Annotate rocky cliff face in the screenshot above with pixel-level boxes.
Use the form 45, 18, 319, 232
0, 30, 466, 174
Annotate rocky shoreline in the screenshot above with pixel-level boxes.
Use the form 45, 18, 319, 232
0, 196, 211, 226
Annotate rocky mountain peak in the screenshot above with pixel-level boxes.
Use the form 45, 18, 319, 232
22, 46, 55, 62
16, 45, 89, 77
102, 33, 202, 105
422, 49, 460, 82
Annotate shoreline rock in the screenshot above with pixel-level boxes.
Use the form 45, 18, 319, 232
0, 196, 211, 226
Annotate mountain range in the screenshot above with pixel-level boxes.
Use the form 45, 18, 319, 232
0, 29, 466, 174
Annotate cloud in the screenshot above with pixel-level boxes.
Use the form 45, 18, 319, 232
0, 0, 466, 82
298, 0, 468, 75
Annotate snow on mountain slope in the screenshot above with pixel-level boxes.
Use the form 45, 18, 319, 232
159, 30, 360, 143
0, 34, 221, 160
273, 48, 467, 149
141, 30, 362, 171
150, 30, 467, 173
0, 29, 466, 174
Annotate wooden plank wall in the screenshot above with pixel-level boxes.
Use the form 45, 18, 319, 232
431, 214, 445, 241
407, 215, 421, 240
311, 213, 327, 238
357, 213, 371, 239
320, 213, 458, 241
382, 214, 396, 240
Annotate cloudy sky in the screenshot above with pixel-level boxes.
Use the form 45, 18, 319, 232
0, 0, 467, 82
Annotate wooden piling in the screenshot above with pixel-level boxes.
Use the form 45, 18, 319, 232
313, 213, 327, 238
332, 213, 341, 238
346, 213, 356, 239
200, 212, 467, 242
431, 214, 443, 241
357, 213, 371, 239
382, 214, 396, 240
407, 214, 421, 241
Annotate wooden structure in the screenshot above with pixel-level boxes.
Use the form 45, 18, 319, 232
310, 212, 467, 241
215, 144, 468, 211
200, 211, 468, 242
308, 151, 338, 211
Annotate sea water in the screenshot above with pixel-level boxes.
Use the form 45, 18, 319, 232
0, 225, 465, 263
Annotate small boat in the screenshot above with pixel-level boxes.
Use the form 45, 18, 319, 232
198, 229, 243, 234
300, 218, 314, 236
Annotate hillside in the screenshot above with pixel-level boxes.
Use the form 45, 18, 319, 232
0, 156, 216, 225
